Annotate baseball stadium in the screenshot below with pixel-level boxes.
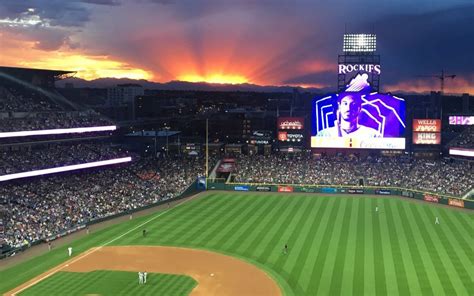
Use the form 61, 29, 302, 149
1, 2, 474, 296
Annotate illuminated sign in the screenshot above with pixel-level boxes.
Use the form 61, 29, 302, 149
449, 116, 474, 125
449, 148, 474, 157
0, 157, 132, 182
413, 132, 441, 145
278, 132, 303, 142
448, 199, 464, 208
0, 125, 117, 138
343, 34, 376, 52
413, 119, 441, 132
277, 117, 304, 130
311, 74, 406, 149
338, 64, 381, 75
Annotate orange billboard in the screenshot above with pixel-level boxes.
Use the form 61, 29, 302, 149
413, 132, 441, 144
413, 119, 441, 132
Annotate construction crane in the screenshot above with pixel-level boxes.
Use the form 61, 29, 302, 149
416, 69, 456, 94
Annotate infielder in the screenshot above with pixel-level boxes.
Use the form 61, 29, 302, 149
138, 271, 143, 284
68, 246, 72, 257
143, 271, 148, 284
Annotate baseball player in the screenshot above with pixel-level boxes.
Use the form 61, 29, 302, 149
138, 272, 143, 284
435, 217, 440, 225
283, 244, 288, 255
68, 246, 72, 257
375, 206, 379, 213
143, 271, 148, 284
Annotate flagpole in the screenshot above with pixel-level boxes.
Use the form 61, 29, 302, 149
206, 118, 209, 188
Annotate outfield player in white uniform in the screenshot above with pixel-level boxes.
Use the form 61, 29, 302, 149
435, 217, 440, 224
68, 246, 72, 257
143, 271, 147, 284
138, 272, 143, 284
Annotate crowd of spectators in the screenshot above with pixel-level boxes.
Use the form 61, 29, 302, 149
448, 126, 474, 149
1, 155, 209, 249
234, 154, 473, 197
0, 85, 61, 112
0, 113, 113, 133
0, 142, 128, 175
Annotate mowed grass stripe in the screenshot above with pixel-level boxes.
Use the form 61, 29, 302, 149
408, 204, 456, 295
339, 198, 360, 296
428, 208, 473, 293
451, 208, 473, 234
285, 197, 332, 294
326, 198, 355, 295
390, 200, 423, 295
238, 196, 291, 256
152, 195, 230, 245
255, 195, 310, 264
224, 195, 282, 251
402, 202, 445, 294
352, 197, 366, 295
371, 199, 387, 296
194, 195, 259, 248
396, 202, 434, 294
363, 198, 376, 296
436, 207, 474, 266
173, 194, 244, 246
315, 197, 352, 295
378, 201, 400, 295
305, 197, 344, 295
241, 197, 294, 259
383, 199, 411, 295
209, 196, 266, 251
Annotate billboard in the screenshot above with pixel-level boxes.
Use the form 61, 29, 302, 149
278, 131, 304, 142
277, 117, 304, 130
413, 119, 441, 132
311, 74, 406, 149
423, 194, 439, 203
278, 186, 294, 192
448, 198, 464, 208
449, 116, 474, 125
413, 132, 441, 145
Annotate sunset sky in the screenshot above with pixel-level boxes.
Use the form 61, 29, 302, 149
0, 0, 473, 93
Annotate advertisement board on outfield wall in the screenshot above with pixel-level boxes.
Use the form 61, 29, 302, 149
234, 186, 249, 191
424, 194, 439, 203
375, 189, 391, 195
278, 186, 294, 192
348, 188, 364, 194
256, 186, 271, 192
448, 198, 464, 208
322, 187, 337, 193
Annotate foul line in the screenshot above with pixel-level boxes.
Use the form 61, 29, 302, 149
9, 194, 199, 296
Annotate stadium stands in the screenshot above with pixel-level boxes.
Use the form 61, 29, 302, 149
234, 154, 473, 197
1, 156, 209, 249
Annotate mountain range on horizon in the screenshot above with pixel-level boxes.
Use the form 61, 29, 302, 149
55, 77, 454, 96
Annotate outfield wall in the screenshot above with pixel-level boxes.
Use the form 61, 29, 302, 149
207, 182, 474, 210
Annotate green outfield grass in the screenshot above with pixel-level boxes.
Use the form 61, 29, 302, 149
1, 192, 473, 295
19, 270, 196, 296
19, 270, 197, 296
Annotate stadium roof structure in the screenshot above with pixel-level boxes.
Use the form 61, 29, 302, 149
0, 66, 76, 80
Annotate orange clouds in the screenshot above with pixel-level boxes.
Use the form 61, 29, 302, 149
385, 76, 474, 94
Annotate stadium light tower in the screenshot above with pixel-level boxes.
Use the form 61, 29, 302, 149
339, 33, 380, 91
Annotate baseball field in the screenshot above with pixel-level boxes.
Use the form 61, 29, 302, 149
1, 191, 473, 295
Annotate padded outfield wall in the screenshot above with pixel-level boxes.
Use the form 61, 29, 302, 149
207, 181, 474, 210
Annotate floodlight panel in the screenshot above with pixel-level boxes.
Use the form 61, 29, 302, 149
343, 34, 376, 52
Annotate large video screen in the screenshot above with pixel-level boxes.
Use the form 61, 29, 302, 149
311, 74, 406, 149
